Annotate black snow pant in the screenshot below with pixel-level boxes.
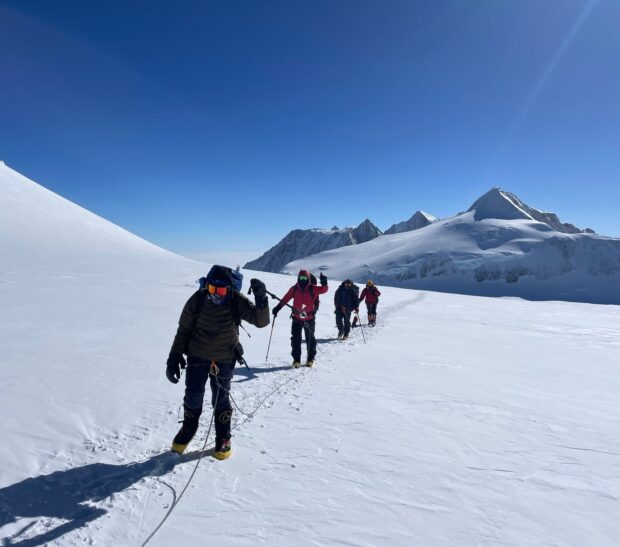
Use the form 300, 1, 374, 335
184, 358, 234, 445
366, 302, 377, 322
335, 307, 353, 337
291, 318, 316, 362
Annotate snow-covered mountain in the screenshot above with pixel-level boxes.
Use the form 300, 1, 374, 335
243, 218, 382, 273
0, 161, 177, 273
384, 210, 438, 234
285, 188, 620, 304
2, 165, 619, 546
468, 187, 595, 233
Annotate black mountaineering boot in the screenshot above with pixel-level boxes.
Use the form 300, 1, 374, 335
171, 406, 202, 454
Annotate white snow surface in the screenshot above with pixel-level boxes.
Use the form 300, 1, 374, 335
284, 210, 620, 305
2, 165, 620, 546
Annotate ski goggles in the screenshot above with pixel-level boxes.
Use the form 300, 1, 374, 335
298, 275, 309, 281
208, 284, 229, 296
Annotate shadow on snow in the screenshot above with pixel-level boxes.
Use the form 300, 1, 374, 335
0, 450, 202, 546
233, 364, 291, 383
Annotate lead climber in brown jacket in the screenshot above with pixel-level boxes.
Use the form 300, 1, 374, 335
165, 265, 270, 459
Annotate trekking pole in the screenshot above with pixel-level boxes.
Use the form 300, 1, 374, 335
265, 290, 303, 316
266, 315, 276, 361
355, 310, 366, 344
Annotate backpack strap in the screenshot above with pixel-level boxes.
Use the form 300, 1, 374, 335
231, 290, 242, 327
194, 289, 207, 318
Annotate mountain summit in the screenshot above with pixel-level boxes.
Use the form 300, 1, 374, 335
385, 210, 438, 235
468, 188, 594, 234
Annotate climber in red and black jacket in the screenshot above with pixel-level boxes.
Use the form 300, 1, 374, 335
359, 279, 381, 327
272, 270, 329, 368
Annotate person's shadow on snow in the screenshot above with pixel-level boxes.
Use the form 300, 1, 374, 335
0, 450, 201, 546
314, 337, 339, 344
233, 364, 291, 383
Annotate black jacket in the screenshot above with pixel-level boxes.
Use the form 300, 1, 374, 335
334, 283, 359, 310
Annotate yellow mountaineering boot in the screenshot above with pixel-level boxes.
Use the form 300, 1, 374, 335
214, 439, 232, 460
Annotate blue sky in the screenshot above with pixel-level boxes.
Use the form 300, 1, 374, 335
1, 0, 619, 257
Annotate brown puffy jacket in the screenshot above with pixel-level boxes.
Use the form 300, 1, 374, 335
170, 290, 270, 363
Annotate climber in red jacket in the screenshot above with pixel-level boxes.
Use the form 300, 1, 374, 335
272, 270, 329, 368
358, 280, 381, 327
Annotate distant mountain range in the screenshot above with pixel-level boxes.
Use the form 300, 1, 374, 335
247, 187, 618, 304
4, 159, 614, 305
244, 187, 596, 275
243, 219, 383, 273
244, 212, 443, 273
284, 188, 618, 304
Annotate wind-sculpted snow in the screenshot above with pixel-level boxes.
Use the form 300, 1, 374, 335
244, 219, 382, 273
286, 212, 620, 304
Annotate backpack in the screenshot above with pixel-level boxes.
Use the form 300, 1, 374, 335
198, 265, 243, 292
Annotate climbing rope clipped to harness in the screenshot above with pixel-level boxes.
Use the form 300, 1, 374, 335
140, 359, 301, 545
140, 362, 221, 547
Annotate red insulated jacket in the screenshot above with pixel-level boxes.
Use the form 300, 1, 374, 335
279, 279, 329, 321
359, 286, 381, 304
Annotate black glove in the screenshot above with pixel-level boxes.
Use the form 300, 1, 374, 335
166, 352, 186, 384
319, 272, 328, 286
250, 278, 268, 308
272, 305, 282, 317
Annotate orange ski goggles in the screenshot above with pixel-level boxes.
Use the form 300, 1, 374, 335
208, 284, 229, 296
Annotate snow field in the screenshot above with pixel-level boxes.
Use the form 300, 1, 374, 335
2, 163, 620, 546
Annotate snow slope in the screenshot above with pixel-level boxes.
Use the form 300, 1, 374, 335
2, 166, 620, 546
284, 210, 620, 305
0, 161, 178, 273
